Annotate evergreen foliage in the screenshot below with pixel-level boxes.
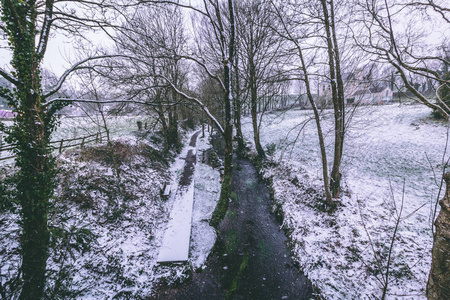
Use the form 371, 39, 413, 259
0, 1, 63, 298
435, 58, 450, 119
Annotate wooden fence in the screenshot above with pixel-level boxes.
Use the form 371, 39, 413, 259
0, 131, 108, 162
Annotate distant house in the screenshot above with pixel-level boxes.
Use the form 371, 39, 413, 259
350, 85, 393, 105
0, 110, 16, 119
318, 69, 393, 106
369, 85, 393, 104
318, 81, 332, 97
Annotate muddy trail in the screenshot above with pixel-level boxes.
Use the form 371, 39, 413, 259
156, 136, 314, 299
178, 131, 201, 187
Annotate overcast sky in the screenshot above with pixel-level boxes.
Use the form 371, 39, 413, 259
0, 1, 449, 81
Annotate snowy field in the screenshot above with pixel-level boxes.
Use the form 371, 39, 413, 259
0, 130, 220, 298
241, 103, 447, 299
53, 115, 148, 141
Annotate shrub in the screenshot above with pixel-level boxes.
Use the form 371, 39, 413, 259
265, 143, 277, 156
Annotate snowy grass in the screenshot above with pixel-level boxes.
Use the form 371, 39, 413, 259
0, 129, 221, 299
242, 103, 448, 299
46, 136, 171, 299
0, 115, 148, 165
53, 115, 149, 141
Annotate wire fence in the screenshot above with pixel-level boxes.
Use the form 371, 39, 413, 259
0, 131, 108, 163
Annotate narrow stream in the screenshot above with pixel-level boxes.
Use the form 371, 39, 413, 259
216, 157, 314, 299
156, 152, 314, 299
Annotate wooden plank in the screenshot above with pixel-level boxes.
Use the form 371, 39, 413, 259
163, 183, 171, 197
157, 182, 195, 263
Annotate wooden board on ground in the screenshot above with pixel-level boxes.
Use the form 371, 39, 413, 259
157, 182, 195, 263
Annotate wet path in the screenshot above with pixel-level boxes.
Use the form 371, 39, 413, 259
179, 131, 201, 187
156, 155, 314, 299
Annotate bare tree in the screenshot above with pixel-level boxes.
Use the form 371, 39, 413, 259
270, 1, 334, 204
236, 0, 287, 159
74, 68, 123, 180
198, 0, 236, 227
112, 5, 188, 150
352, 0, 450, 119
136, 0, 236, 227
428, 169, 450, 299
319, 0, 346, 199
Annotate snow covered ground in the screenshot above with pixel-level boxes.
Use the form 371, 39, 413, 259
241, 103, 447, 299
0, 130, 220, 299
54, 115, 148, 141
0, 116, 146, 165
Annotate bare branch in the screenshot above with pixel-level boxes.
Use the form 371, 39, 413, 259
44, 97, 176, 107
178, 54, 226, 91
0, 67, 19, 86
36, 0, 55, 60
158, 74, 225, 135
43, 55, 131, 99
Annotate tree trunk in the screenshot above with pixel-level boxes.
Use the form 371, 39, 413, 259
330, 0, 345, 199
234, 50, 245, 153
155, 99, 171, 149
168, 92, 179, 150
294, 41, 333, 204
321, 0, 344, 200
18, 94, 51, 300
249, 52, 265, 158
210, 60, 234, 227
16, 72, 52, 300
202, 111, 205, 138
99, 105, 120, 181
1, 2, 54, 297
234, 96, 244, 152
210, 0, 235, 228
271, 2, 333, 204
427, 172, 450, 299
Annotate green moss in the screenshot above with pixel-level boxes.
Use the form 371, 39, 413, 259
245, 179, 257, 189
224, 229, 240, 254
258, 240, 266, 263
227, 209, 238, 220
210, 177, 232, 228
225, 251, 249, 300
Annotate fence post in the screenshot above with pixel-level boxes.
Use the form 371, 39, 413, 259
96, 133, 99, 143
0, 131, 3, 158
59, 139, 64, 153
81, 137, 85, 148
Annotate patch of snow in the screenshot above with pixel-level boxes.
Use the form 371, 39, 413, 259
0, 130, 221, 298
242, 103, 447, 299
189, 132, 221, 269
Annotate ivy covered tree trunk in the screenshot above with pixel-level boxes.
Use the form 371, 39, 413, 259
250, 56, 265, 159
427, 172, 450, 299
435, 58, 450, 119
1, 1, 56, 298
210, 0, 236, 228
210, 54, 235, 229
234, 51, 245, 153
17, 97, 54, 299
168, 92, 180, 151
234, 96, 245, 153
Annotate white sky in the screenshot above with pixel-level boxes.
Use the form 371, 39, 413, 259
42, 34, 74, 76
